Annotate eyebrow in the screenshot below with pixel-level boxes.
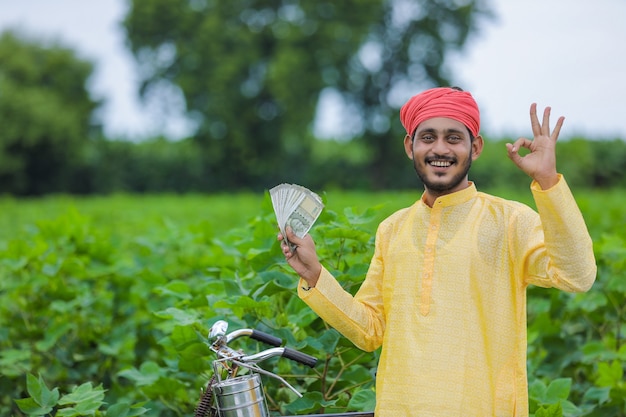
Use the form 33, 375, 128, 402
416, 127, 466, 136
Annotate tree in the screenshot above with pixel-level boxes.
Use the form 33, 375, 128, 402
123, 0, 491, 191
337, 0, 492, 188
0, 31, 99, 195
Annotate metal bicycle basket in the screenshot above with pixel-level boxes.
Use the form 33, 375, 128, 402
212, 373, 269, 417
198, 320, 318, 417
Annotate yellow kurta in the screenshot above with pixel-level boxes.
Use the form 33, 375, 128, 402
297, 175, 596, 417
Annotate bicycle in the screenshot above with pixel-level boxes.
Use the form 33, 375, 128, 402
194, 319, 375, 417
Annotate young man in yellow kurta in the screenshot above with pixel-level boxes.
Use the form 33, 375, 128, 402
279, 87, 596, 416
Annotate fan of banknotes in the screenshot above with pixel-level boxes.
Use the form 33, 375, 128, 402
270, 183, 324, 251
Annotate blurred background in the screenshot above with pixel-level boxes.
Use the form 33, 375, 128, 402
1, 0, 625, 195
2, 3, 626, 416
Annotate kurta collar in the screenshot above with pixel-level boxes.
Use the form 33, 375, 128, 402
420, 182, 477, 209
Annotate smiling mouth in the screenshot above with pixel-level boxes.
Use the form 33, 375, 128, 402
427, 159, 454, 168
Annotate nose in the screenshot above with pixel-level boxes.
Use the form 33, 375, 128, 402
431, 137, 450, 154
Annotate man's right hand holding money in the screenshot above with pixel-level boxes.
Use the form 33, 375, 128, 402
279, 226, 322, 288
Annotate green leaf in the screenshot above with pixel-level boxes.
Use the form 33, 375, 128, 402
56, 407, 80, 417
170, 324, 200, 351
35, 321, 74, 352
341, 365, 373, 386
618, 343, 626, 361
118, 361, 163, 386
178, 341, 211, 372
561, 401, 581, 416
323, 226, 371, 242
535, 402, 563, 417
347, 389, 376, 412
57, 382, 105, 416
545, 378, 571, 402
106, 402, 150, 417
581, 340, 617, 363
0, 348, 31, 377
1, 256, 28, 271
153, 280, 192, 300
304, 329, 340, 353
14, 397, 54, 416
529, 378, 548, 402
582, 386, 611, 405
26, 374, 60, 409
343, 206, 381, 225
595, 360, 624, 387
282, 391, 337, 415
153, 307, 200, 326
573, 290, 607, 312
255, 270, 295, 291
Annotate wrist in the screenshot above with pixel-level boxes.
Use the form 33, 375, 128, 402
301, 264, 321, 288
535, 173, 559, 190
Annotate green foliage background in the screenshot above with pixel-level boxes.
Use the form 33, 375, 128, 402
1, 188, 625, 416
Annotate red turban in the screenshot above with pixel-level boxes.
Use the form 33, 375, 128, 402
400, 87, 480, 137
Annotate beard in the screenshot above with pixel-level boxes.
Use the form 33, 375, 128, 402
413, 152, 473, 193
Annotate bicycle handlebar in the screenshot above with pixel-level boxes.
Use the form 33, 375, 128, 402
210, 320, 318, 368
250, 329, 283, 347
240, 346, 317, 368
282, 347, 318, 368
221, 327, 283, 347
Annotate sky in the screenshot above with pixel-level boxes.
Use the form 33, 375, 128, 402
1, 0, 625, 141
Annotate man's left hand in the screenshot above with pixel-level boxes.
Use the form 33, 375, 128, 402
506, 103, 562, 189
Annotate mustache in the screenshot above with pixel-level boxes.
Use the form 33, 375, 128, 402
425, 155, 457, 163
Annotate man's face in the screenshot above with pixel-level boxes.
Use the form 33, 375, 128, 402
404, 117, 483, 197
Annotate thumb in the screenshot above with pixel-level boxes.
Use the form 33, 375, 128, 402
285, 225, 302, 243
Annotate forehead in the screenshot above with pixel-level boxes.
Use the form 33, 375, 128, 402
415, 117, 468, 134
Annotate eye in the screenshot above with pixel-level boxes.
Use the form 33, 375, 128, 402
421, 134, 435, 143
447, 135, 462, 143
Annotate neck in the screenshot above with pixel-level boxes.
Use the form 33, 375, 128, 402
422, 180, 471, 207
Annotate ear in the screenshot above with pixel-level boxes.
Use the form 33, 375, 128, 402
471, 135, 484, 161
403, 134, 414, 160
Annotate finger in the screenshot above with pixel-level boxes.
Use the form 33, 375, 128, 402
551, 116, 565, 141
541, 106, 551, 136
281, 240, 293, 257
506, 142, 522, 165
506, 137, 530, 165
285, 226, 303, 243
284, 227, 303, 253
508, 137, 531, 154
529, 103, 540, 137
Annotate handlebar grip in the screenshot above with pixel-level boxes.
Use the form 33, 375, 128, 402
250, 329, 283, 347
282, 347, 318, 368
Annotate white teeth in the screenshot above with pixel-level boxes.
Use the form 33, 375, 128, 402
430, 160, 452, 167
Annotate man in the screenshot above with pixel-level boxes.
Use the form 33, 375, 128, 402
279, 87, 596, 416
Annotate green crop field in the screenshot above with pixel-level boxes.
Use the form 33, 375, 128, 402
2, 186, 618, 239
1, 188, 625, 416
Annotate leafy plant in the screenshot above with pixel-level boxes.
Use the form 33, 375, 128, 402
15, 374, 148, 417
2, 190, 625, 416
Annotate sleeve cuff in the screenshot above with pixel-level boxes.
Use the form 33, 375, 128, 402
531, 173, 564, 193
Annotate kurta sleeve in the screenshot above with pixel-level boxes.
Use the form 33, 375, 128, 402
297, 225, 387, 352
521, 174, 596, 292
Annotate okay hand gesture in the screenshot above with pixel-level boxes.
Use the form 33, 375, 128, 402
506, 103, 563, 189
